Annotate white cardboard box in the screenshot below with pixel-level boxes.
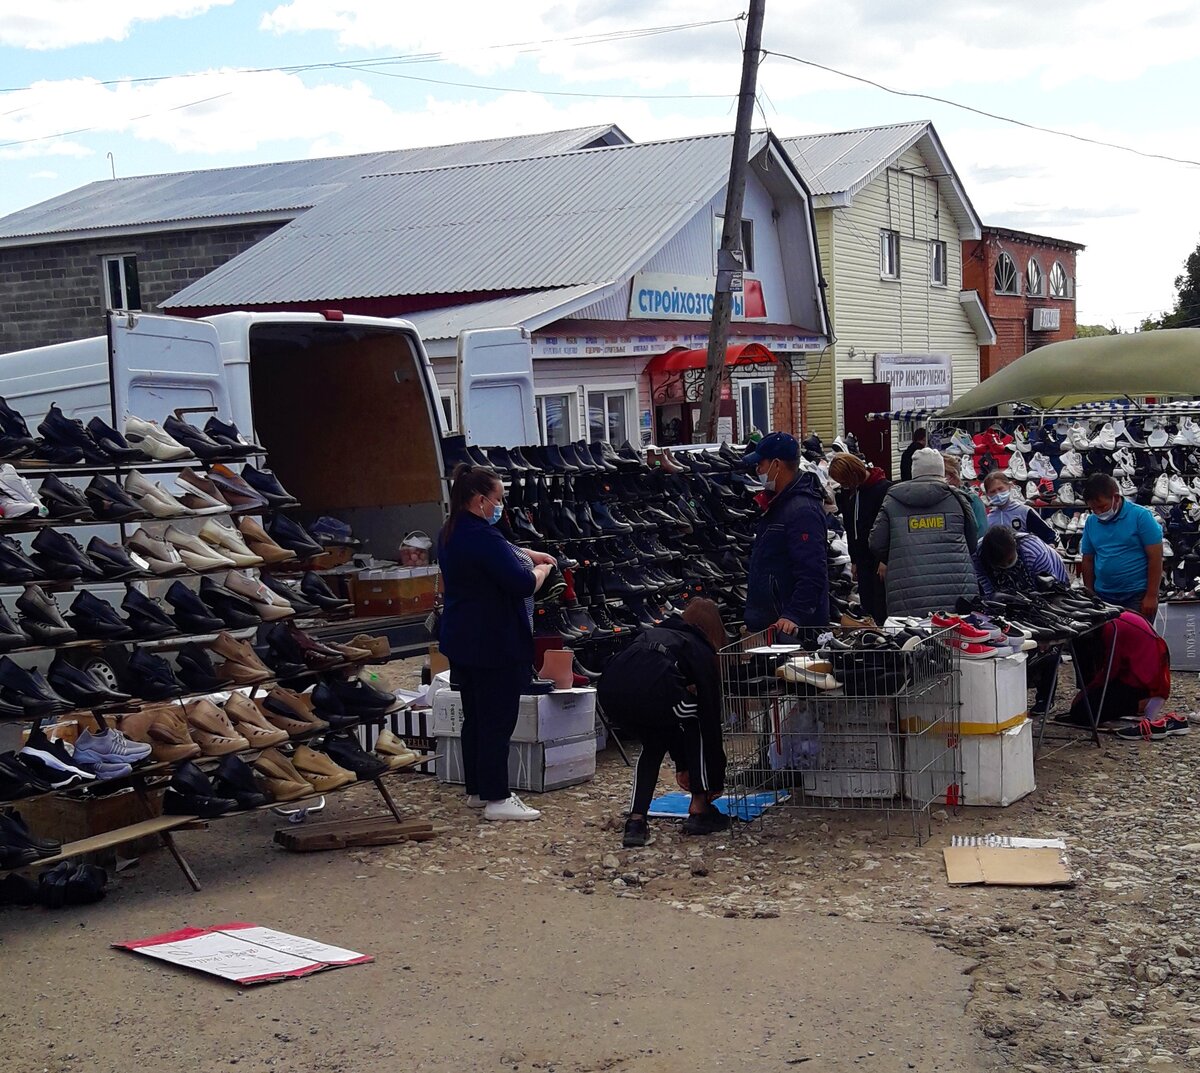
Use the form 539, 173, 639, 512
960, 653, 1028, 731
800, 706, 900, 799
905, 718, 1035, 807
435, 732, 597, 792
432, 688, 596, 744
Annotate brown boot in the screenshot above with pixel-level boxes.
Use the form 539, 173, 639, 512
210, 631, 272, 683
254, 747, 314, 801
119, 706, 201, 763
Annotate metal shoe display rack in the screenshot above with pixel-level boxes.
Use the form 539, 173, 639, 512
0, 442, 425, 893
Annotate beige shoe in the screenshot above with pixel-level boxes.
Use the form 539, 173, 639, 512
224, 692, 289, 747
125, 470, 194, 518
175, 469, 233, 515
374, 729, 419, 768
292, 745, 357, 791
350, 634, 390, 660
210, 631, 272, 682
254, 747, 315, 800
185, 697, 240, 737
119, 706, 201, 762
126, 528, 188, 575
329, 641, 372, 661
840, 611, 878, 629
223, 569, 294, 619
165, 525, 238, 572
238, 516, 297, 564
190, 728, 249, 755
255, 687, 328, 737
200, 521, 264, 567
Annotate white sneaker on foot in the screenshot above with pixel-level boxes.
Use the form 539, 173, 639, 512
465, 794, 486, 809
483, 794, 541, 821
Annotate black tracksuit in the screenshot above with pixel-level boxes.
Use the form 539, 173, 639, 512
598, 619, 726, 815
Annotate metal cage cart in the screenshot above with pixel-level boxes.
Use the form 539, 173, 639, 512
721, 627, 961, 842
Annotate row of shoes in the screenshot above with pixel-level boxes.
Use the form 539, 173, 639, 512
0, 860, 108, 908
952, 583, 1124, 650
0, 397, 262, 466
0, 722, 153, 793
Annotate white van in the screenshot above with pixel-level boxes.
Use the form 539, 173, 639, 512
0, 309, 538, 651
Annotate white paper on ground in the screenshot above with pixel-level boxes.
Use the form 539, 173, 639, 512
951, 835, 1067, 850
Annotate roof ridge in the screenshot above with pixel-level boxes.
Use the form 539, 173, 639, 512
783, 119, 930, 142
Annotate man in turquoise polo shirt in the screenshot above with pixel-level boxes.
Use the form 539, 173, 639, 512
1080, 473, 1163, 620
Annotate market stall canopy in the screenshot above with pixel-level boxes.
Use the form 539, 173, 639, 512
645, 342, 775, 375
940, 329, 1200, 417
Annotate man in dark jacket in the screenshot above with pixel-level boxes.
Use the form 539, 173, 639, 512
743, 432, 831, 640
899, 427, 927, 482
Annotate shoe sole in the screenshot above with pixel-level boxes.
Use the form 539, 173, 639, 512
483, 812, 541, 821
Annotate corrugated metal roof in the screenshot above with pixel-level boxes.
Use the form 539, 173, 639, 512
402, 284, 616, 342
0, 125, 628, 243
781, 121, 929, 196
165, 132, 752, 309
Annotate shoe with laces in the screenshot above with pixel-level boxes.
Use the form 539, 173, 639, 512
1148, 424, 1170, 448
483, 793, 542, 822
950, 430, 974, 455
1056, 449, 1083, 479
1058, 482, 1079, 505
623, 816, 650, 847
0, 464, 46, 519
1115, 716, 1170, 743
73, 726, 152, 764
1007, 453, 1028, 480
1066, 423, 1092, 450
1089, 422, 1117, 450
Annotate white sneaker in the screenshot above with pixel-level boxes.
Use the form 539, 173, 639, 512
1058, 482, 1078, 505
483, 794, 541, 821
1049, 511, 1071, 531
0, 464, 46, 518
1153, 474, 1174, 504
1007, 453, 1029, 480
950, 429, 975, 455
1028, 453, 1054, 480
1058, 449, 1083, 478
1148, 425, 1170, 448
1067, 423, 1092, 450
1012, 426, 1032, 453
1169, 475, 1190, 500
1191, 478, 1200, 500
1009, 483, 1026, 504
1163, 538, 1175, 558
465, 794, 487, 809
1118, 476, 1138, 498
960, 455, 977, 481
1089, 422, 1116, 450
124, 416, 193, 461
1024, 480, 1039, 501
1111, 448, 1136, 476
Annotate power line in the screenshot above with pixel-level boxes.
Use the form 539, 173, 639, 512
761, 49, 1200, 169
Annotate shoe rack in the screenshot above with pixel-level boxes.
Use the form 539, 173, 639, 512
1, 424, 429, 892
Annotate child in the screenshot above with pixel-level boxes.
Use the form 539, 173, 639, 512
982, 470, 1058, 546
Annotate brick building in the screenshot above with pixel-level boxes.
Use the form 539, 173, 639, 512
962, 225, 1085, 380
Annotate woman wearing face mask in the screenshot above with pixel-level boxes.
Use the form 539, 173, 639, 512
982, 471, 1057, 547
437, 464, 556, 822
828, 452, 890, 625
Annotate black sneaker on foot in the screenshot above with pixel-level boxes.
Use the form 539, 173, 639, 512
682, 807, 731, 835
622, 816, 649, 848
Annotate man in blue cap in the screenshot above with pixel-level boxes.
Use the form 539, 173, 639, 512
743, 431, 830, 640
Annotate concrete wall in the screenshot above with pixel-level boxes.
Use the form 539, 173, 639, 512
0, 223, 284, 355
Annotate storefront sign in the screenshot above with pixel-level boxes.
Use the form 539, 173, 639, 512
532, 332, 821, 359
628, 272, 768, 321
874, 352, 953, 410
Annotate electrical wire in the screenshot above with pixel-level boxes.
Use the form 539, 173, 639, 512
761, 48, 1200, 169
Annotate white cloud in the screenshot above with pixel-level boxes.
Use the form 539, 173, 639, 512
29, 170, 57, 179
0, 0, 234, 49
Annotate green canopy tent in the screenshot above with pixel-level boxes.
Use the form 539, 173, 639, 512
940, 328, 1200, 417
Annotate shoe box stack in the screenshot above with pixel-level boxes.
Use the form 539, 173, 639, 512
943, 412, 1200, 603
0, 396, 418, 880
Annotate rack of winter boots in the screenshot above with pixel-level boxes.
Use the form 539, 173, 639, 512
0, 396, 425, 898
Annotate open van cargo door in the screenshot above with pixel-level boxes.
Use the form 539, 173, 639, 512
108, 311, 232, 425
456, 327, 537, 448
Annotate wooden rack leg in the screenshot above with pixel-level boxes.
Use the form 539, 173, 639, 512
372, 777, 406, 823
159, 829, 202, 892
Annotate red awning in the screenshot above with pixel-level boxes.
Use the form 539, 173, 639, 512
644, 342, 775, 376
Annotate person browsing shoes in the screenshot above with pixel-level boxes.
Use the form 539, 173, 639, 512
1080, 472, 1164, 619
437, 464, 557, 822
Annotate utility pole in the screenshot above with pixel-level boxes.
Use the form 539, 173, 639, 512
697, 0, 766, 443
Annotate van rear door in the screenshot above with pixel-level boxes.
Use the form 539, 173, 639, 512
108, 311, 232, 425
456, 327, 538, 447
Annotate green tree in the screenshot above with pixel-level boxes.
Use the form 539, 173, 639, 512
1076, 323, 1120, 338
1144, 238, 1200, 330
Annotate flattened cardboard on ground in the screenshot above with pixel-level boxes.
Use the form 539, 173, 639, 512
115, 923, 372, 985
943, 846, 1074, 887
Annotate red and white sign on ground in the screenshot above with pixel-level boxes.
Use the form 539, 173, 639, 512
115, 922, 373, 985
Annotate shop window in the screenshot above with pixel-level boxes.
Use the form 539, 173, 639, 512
1027, 257, 1044, 296
879, 230, 900, 280
586, 389, 632, 445
103, 254, 141, 310
929, 240, 947, 287
536, 393, 576, 446
438, 391, 458, 434
737, 378, 770, 441
993, 252, 1019, 295
1050, 260, 1070, 298
713, 215, 755, 272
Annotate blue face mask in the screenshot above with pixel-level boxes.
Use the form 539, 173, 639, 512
989, 491, 1011, 507
487, 502, 503, 526
1095, 497, 1121, 523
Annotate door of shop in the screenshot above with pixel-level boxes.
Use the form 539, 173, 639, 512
843, 379, 892, 475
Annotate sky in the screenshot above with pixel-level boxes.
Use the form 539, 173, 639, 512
2, 0, 1198, 331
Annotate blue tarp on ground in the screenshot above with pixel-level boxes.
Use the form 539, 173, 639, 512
647, 791, 788, 821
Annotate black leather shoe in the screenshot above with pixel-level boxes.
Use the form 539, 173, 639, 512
47, 654, 132, 707
87, 536, 151, 581
321, 732, 390, 778
300, 571, 351, 612
318, 674, 395, 712
165, 580, 225, 634
0, 602, 30, 652
267, 515, 323, 558
37, 403, 107, 463
162, 415, 228, 460
0, 751, 53, 798
0, 810, 61, 857
203, 416, 262, 456
15, 584, 76, 644
85, 475, 143, 521
36, 473, 93, 520
0, 535, 46, 584
212, 755, 270, 809
197, 577, 261, 629
240, 464, 299, 508
163, 761, 238, 817
32, 528, 105, 581
261, 574, 320, 614
176, 642, 233, 692
0, 397, 38, 457
123, 648, 185, 701
121, 587, 180, 639
85, 416, 147, 463
67, 590, 134, 640
0, 655, 73, 716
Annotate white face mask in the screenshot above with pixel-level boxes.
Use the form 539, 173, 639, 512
757, 463, 778, 493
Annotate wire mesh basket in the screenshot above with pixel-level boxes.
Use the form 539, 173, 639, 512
721, 626, 962, 842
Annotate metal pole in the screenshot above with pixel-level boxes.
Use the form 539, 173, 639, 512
697, 0, 767, 444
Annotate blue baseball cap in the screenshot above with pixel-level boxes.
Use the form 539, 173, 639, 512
743, 431, 799, 465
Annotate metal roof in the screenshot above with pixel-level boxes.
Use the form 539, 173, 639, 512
0, 125, 628, 244
165, 132, 756, 309
782, 120, 981, 239
402, 284, 618, 342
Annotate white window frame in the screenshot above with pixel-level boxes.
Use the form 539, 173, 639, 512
994, 252, 1019, 295
583, 383, 637, 445
736, 376, 771, 441
102, 253, 141, 310
929, 240, 948, 288
535, 389, 579, 446
1026, 257, 1044, 296
879, 229, 900, 280
713, 214, 755, 272
1049, 260, 1070, 299
438, 390, 458, 434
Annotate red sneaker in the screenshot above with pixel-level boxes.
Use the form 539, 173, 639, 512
940, 637, 997, 659
930, 612, 992, 642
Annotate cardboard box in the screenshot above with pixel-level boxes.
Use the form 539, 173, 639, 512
350, 566, 438, 617
906, 718, 1035, 807
799, 711, 900, 800
432, 688, 597, 744
20, 786, 166, 860
354, 706, 438, 773
960, 653, 1028, 732
1162, 601, 1200, 671
435, 732, 597, 792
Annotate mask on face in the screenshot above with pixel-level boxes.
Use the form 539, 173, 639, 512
989, 491, 1011, 507
1095, 497, 1121, 523
758, 462, 779, 493
487, 502, 504, 526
